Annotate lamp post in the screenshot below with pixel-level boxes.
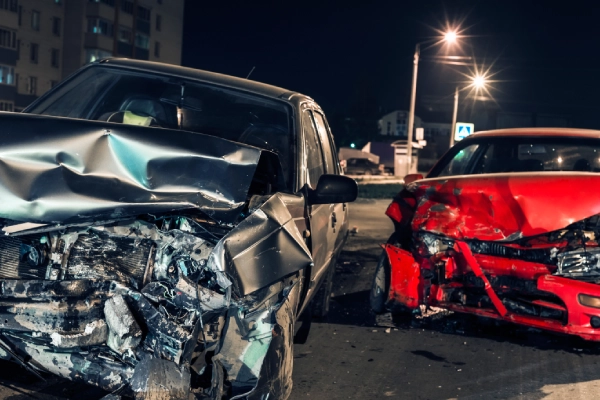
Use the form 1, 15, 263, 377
405, 31, 458, 174
449, 74, 487, 148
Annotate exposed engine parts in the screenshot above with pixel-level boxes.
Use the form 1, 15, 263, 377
0, 201, 308, 399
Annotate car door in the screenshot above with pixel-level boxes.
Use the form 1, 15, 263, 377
301, 108, 335, 287
312, 110, 347, 256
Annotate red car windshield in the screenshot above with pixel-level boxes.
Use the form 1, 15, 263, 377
430, 136, 600, 177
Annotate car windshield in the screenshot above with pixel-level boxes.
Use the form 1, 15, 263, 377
25, 65, 294, 187
430, 136, 600, 177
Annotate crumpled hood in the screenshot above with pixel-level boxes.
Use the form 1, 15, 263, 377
408, 173, 600, 241
0, 112, 281, 225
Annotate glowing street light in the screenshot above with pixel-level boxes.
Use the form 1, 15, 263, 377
405, 28, 462, 175
472, 74, 486, 89
444, 31, 458, 44
450, 71, 491, 147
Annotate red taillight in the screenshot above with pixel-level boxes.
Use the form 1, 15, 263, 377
385, 202, 402, 223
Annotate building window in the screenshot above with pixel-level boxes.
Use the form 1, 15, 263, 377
0, 0, 17, 12
85, 48, 112, 63
50, 80, 58, 88
17, 5, 21, 25
156, 14, 161, 31
54, 0, 62, 4
0, 101, 14, 112
27, 76, 37, 95
0, 65, 15, 85
135, 33, 149, 49
52, 17, 61, 36
30, 43, 38, 64
31, 10, 40, 31
0, 28, 16, 49
157, 0, 162, 4
118, 26, 131, 43
138, 6, 151, 21
87, 17, 114, 37
154, 41, 160, 57
121, 0, 133, 14
51, 48, 60, 68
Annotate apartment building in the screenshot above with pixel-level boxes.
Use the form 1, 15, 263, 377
0, 0, 184, 111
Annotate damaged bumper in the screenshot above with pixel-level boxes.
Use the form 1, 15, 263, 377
0, 197, 307, 398
384, 241, 600, 341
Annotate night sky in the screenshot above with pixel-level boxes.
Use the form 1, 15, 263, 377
182, 0, 600, 136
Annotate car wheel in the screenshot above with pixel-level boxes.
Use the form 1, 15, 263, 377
370, 248, 391, 314
311, 257, 336, 318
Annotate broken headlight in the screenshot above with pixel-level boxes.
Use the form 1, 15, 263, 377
415, 232, 454, 257
556, 247, 600, 276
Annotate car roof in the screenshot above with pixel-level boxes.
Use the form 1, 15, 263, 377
467, 127, 600, 139
97, 58, 307, 101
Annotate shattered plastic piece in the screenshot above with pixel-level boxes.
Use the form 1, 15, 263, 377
50, 319, 108, 348
104, 295, 142, 355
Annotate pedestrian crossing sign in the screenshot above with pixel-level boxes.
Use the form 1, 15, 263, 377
454, 122, 474, 142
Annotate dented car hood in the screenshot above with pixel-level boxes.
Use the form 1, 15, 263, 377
0, 112, 282, 225
408, 173, 600, 241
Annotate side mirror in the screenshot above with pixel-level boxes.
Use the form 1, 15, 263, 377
404, 173, 423, 184
308, 174, 358, 205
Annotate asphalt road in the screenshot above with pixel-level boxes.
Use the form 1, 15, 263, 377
3, 199, 600, 399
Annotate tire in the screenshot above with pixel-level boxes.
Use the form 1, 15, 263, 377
370, 249, 391, 314
311, 258, 336, 318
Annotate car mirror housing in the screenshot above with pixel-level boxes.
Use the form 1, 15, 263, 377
308, 174, 358, 205
404, 173, 423, 184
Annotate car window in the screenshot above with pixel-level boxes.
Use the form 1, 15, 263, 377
26, 66, 295, 188
312, 111, 336, 174
437, 144, 480, 177
303, 110, 325, 188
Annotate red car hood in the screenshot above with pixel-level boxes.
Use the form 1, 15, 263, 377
408, 173, 600, 241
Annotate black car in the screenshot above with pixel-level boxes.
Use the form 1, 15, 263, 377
344, 158, 382, 175
0, 59, 357, 399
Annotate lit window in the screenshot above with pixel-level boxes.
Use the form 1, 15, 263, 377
85, 48, 112, 63
87, 18, 114, 37
31, 10, 40, 31
0, 65, 15, 85
135, 33, 149, 49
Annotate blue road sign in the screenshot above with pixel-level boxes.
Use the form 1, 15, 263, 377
454, 122, 475, 142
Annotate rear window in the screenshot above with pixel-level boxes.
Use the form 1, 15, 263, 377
431, 136, 600, 177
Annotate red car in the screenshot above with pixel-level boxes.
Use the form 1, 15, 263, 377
371, 128, 600, 341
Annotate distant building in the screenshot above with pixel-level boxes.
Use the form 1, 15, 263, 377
376, 110, 453, 174
0, 0, 184, 111
378, 110, 422, 138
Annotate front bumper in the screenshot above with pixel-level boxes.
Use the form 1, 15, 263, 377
384, 243, 600, 341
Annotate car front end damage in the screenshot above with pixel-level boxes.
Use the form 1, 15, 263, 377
380, 174, 600, 340
0, 113, 311, 399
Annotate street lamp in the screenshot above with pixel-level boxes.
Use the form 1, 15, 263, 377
406, 31, 459, 175
449, 74, 488, 148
